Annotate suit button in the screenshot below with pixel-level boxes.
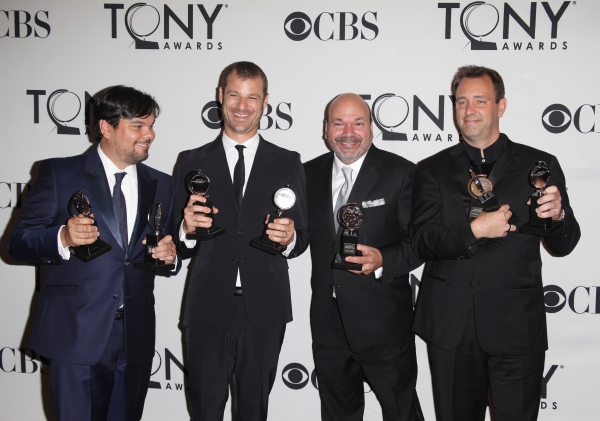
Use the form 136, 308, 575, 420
238, 230, 243, 235
469, 280, 474, 287
124, 262, 129, 266
232, 258, 238, 264
113, 294, 119, 299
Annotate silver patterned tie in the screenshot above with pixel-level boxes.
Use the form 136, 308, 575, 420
334, 166, 353, 232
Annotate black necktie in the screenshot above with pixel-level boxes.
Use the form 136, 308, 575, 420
113, 172, 128, 250
233, 145, 245, 209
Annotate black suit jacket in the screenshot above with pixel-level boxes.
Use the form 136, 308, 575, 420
174, 135, 309, 329
410, 135, 580, 356
8, 148, 178, 365
304, 145, 422, 354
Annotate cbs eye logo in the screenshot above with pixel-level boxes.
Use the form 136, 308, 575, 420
542, 103, 598, 134
544, 285, 566, 313
281, 363, 317, 390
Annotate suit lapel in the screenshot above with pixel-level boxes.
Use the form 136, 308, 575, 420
488, 136, 516, 186
243, 136, 274, 216
317, 154, 336, 240
79, 149, 123, 250
448, 142, 473, 214
347, 147, 381, 206
203, 138, 238, 215
129, 165, 157, 256
342, 146, 382, 235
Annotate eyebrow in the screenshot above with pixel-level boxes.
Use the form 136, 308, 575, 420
456, 94, 489, 100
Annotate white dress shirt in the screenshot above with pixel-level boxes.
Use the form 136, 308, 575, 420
180, 133, 296, 287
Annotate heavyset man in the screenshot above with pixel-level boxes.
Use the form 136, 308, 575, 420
174, 61, 309, 420
304, 93, 424, 421
9, 85, 178, 420
410, 66, 580, 421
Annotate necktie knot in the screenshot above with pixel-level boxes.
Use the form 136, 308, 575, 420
114, 172, 127, 185
235, 144, 245, 156
341, 166, 352, 185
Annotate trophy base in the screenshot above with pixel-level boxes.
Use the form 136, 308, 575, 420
70, 239, 112, 262
332, 251, 363, 271
186, 226, 226, 241
250, 237, 285, 255
134, 262, 176, 272
519, 221, 563, 236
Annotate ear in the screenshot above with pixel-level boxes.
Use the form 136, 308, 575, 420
323, 121, 329, 140
99, 120, 112, 140
262, 93, 269, 111
498, 98, 507, 118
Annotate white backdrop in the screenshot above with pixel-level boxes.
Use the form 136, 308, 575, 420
1, 0, 599, 419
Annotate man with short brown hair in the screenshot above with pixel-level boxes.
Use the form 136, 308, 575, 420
174, 61, 309, 420
411, 66, 580, 421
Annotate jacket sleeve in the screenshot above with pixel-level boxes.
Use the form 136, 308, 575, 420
8, 159, 65, 265
409, 161, 479, 261
158, 175, 182, 276
378, 163, 423, 279
284, 153, 309, 259
542, 156, 581, 256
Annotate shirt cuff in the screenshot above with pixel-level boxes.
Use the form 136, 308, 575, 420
57, 226, 71, 260
281, 231, 297, 256
179, 222, 197, 248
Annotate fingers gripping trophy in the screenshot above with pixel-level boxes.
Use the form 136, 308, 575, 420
332, 203, 363, 271
68, 190, 112, 262
135, 203, 176, 272
185, 170, 226, 241
251, 186, 296, 255
520, 161, 563, 235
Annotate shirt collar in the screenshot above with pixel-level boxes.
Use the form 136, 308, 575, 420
463, 134, 505, 164
332, 150, 368, 176
97, 144, 137, 180
222, 132, 260, 153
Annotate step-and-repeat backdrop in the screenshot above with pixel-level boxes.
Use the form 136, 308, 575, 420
1, 1, 599, 419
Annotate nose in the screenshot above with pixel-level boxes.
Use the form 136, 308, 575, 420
143, 126, 155, 140
464, 101, 475, 115
342, 123, 354, 137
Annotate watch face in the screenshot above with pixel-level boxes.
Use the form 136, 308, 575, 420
186, 170, 210, 196
273, 187, 296, 210
338, 203, 364, 230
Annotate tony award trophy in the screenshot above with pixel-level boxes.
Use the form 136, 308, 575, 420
135, 203, 175, 272
68, 190, 112, 262
251, 186, 296, 255
185, 170, 225, 240
520, 161, 563, 236
467, 170, 520, 225
332, 203, 363, 271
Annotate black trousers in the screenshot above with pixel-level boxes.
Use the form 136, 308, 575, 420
184, 295, 286, 421
429, 302, 545, 421
50, 317, 152, 421
312, 298, 424, 421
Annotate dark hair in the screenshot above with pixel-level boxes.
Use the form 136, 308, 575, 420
92, 85, 160, 141
218, 61, 268, 98
451, 65, 505, 103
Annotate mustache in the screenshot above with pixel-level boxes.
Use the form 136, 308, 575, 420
334, 136, 361, 144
